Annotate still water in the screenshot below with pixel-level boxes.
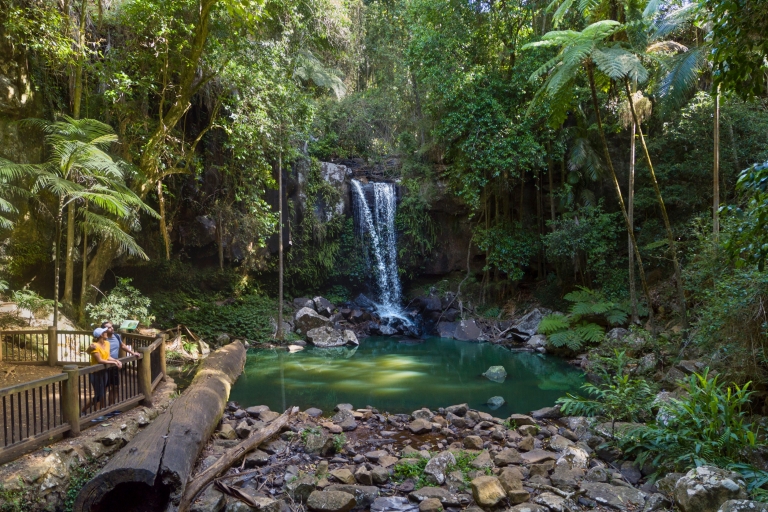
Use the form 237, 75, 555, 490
229, 337, 585, 417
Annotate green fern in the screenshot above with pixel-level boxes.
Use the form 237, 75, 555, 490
538, 313, 570, 333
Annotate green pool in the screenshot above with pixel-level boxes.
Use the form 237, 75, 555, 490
229, 337, 585, 417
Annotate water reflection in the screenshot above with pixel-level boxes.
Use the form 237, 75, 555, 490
230, 337, 585, 416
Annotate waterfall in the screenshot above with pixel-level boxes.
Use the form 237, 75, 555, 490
351, 180, 404, 319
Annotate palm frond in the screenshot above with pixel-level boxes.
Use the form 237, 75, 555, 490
652, 3, 699, 41
294, 50, 346, 100
82, 211, 148, 260
657, 46, 705, 108
592, 46, 649, 83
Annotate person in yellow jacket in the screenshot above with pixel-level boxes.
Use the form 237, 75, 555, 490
85, 328, 123, 414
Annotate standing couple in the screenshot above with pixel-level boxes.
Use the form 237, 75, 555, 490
86, 321, 142, 416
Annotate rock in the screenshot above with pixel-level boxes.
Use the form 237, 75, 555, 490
412, 408, 434, 421
326, 485, 379, 508
556, 446, 589, 470
246, 405, 270, 417
314, 297, 334, 317
335, 403, 354, 411
287, 475, 317, 502
343, 330, 359, 346
263, 438, 288, 454
307, 326, 346, 348
332, 409, 358, 431
190, 488, 225, 512
378, 455, 399, 468
218, 423, 236, 440
437, 322, 457, 339
655, 472, 685, 495
511, 309, 547, 339
494, 448, 522, 466
306, 407, 324, 417
508, 414, 536, 426
353, 293, 376, 310
294, 297, 315, 310
410, 487, 452, 502
371, 466, 389, 485
424, 451, 456, 485
487, 396, 505, 409
517, 435, 535, 452
349, 310, 371, 324
454, 320, 483, 341
644, 493, 673, 512
235, 421, 252, 439
307, 490, 356, 512
295, 307, 333, 333
445, 404, 468, 416
365, 450, 389, 461
521, 449, 557, 464
718, 501, 768, 512
330, 468, 356, 485
409, 418, 432, 434
518, 424, 538, 436
581, 482, 647, 510
534, 492, 566, 512
371, 497, 419, 512
674, 466, 747, 512
482, 365, 507, 383
470, 450, 493, 469
498, 468, 529, 504
244, 449, 270, 468
663, 367, 686, 386
550, 466, 583, 490
549, 435, 574, 451
606, 327, 629, 341
620, 461, 643, 485
355, 467, 373, 486
463, 435, 484, 450
526, 334, 548, 352
586, 467, 611, 483
215, 333, 231, 346
530, 405, 562, 419
507, 505, 548, 512
304, 430, 334, 456
470, 476, 507, 508
677, 359, 706, 375
638, 353, 657, 373
419, 498, 443, 512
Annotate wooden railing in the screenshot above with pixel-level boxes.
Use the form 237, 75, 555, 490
0, 335, 166, 463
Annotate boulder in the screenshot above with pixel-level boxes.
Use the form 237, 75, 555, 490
526, 334, 547, 352
508, 414, 537, 426
507, 505, 548, 512
454, 320, 483, 341
437, 322, 457, 339
371, 497, 419, 512
410, 487, 452, 502
343, 330, 359, 346
353, 293, 376, 310
470, 451, 493, 469
445, 403, 468, 416
295, 307, 332, 333
533, 492, 566, 512
307, 326, 346, 348
580, 482, 647, 510
718, 501, 768, 512
424, 451, 456, 485
409, 419, 432, 434
556, 446, 589, 470
294, 297, 315, 310
510, 309, 548, 340
470, 476, 507, 508
307, 490, 356, 512
487, 396, 505, 409
287, 475, 317, 502
674, 466, 748, 512
326, 484, 379, 508
314, 297, 334, 317
330, 469, 356, 485
482, 366, 507, 383
463, 435, 484, 450
349, 310, 371, 324
494, 448, 523, 466
530, 405, 562, 419
305, 407, 324, 417
243, 449, 270, 468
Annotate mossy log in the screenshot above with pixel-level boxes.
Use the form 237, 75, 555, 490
74, 341, 247, 512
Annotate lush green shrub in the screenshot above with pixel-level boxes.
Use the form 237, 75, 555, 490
11, 289, 57, 325
85, 278, 154, 327
618, 371, 761, 473
475, 221, 537, 282
557, 350, 656, 437
538, 287, 629, 350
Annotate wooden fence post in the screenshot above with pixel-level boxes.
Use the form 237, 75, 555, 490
159, 335, 167, 381
138, 347, 152, 407
62, 365, 80, 437
0, 331, 3, 363
48, 326, 57, 367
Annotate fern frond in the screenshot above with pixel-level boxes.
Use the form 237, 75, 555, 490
657, 46, 704, 108
574, 322, 605, 343
538, 313, 570, 334
606, 308, 629, 325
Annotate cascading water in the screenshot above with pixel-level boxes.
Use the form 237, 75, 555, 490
351, 180, 407, 322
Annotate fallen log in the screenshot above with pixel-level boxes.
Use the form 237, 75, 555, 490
74, 341, 247, 512
178, 406, 298, 512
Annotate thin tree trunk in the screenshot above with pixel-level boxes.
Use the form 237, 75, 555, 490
713, 87, 720, 239
628, 118, 638, 324
217, 210, 224, 270
518, 173, 525, 223
63, 203, 76, 304
157, 180, 170, 260
53, 200, 64, 329
72, 0, 87, 119
624, 80, 687, 328
277, 150, 284, 341
79, 202, 88, 323
587, 65, 654, 327
548, 142, 555, 231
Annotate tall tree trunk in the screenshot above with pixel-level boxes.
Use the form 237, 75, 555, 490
624, 80, 687, 329
157, 180, 171, 260
277, 150, 284, 340
63, 203, 76, 304
587, 65, 654, 327
548, 142, 555, 231
79, 202, 88, 323
713, 87, 720, 239
217, 210, 224, 270
64, 0, 88, 306
53, 200, 64, 329
628, 117, 639, 324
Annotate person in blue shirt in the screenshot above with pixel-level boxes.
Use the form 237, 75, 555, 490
97, 321, 141, 408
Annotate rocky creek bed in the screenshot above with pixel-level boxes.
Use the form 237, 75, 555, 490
189, 401, 764, 512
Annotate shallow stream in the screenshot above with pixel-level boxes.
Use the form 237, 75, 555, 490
229, 337, 584, 417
